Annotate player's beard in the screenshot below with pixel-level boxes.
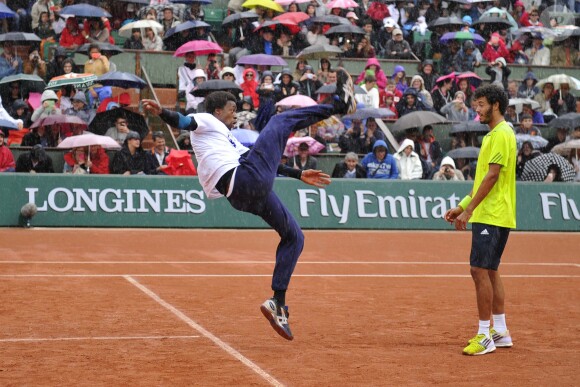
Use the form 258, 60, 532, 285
479, 106, 492, 124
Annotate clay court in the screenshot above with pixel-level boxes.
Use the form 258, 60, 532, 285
0, 229, 578, 386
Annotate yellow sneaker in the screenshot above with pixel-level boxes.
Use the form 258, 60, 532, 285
491, 328, 513, 348
463, 334, 496, 356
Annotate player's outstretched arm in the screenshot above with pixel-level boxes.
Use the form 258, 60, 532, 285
300, 170, 331, 188
142, 99, 197, 131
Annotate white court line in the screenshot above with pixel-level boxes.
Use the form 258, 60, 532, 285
124, 275, 283, 387
0, 274, 578, 278
0, 335, 199, 343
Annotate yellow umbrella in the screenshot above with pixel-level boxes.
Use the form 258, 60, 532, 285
242, 0, 284, 13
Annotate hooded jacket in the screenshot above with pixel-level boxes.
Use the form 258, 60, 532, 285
240, 68, 260, 108
361, 140, 399, 179
392, 65, 407, 94
410, 75, 433, 108
31, 90, 62, 122
396, 88, 431, 117
517, 72, 539, 99
355, 58, 387, 89
393, 138, 423, 180
59, 18, 86, 48
432, 156, 465, 181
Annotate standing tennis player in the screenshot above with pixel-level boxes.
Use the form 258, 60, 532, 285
444, 84, 517, 356
142, 69, 356, 341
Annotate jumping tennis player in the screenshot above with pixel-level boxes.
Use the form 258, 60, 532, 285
143, 69, 356, 340
444, 84, 517, 355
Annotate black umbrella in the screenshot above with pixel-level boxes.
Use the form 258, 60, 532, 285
342, 108, 395, 121
472, 16, 513, 30
446, 146, 480, 159
428, 16, 464, 29
390, 111, 448, 132
222, 11, 260, 27
164, 20, 211, 40
547, 113, 580, 131
449, 122, 489, 136
191, 80, 242, 97
324, 24, 366, 36
60, 4, 111, 18
96, 72, 147, 89
89, 108, 148, 139
77, 42, 124, 56
0, 32, 40, 43
0, 74, 46, 97
310, 15, 350, 25
521, 153, 575, 182
315, 83, 367, 95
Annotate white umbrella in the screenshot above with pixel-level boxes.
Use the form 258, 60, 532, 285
58, 133, 121, 150
515, 134, 548, 150
536, 74, 580, 91
551, 139, 580, 158
119, 20, 164, 38
509, 98, 540, 114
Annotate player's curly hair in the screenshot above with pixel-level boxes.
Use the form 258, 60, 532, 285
473, 84, 508, 115
205, 91, 237, 114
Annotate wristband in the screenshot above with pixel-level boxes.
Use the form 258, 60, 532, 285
459, 195, 472, 211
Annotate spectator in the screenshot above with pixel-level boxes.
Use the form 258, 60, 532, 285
455, 40, 480, 72
355, 58, 388, 90
63, 147, 90, 174
521, 102, 544, 125
517, 72, 539, 99
23, 47, 46, 80
0, 131, 15, 172
2, 82, 21, 112
510, 32, 532, 64
360, 118, 385, 154
439, 40, 461, 75
45, 47, 69, 81
235, 96, 256, 130
381, 90, 398, 118
123, 28, 144, 50
520, 6, 542, 27
550, 83, 577, 117
361, 140, 398, 179
306, 23, 329, 47
432, 156, 465, 181
34, 11, 56, 40
30, 0, 55, 31
142, 27, 163, 51
456, 78, 475, 106
515, 140, 540, 180
482, 33, 510, 64
516, 113, 542, 136
176, 130, 193, 151
241, 68, 260, 109
15, 144, 54, 173
331, 152, 365, 178
105, 116, 132, 146
441, 91, 469, 122
410, 75, 433, 108
10, 99, 31, 129
0, 42, 23, 79
432, 76, 453, 115
219, 67, 236, 83
415, 125, 443, 178
288, 141, 318, 170
419, 59, 438, 94
396, 87, 431, 117
355, 36, 376, 59
392, 65, 408, 94
146, 131, 170, 175
394, 138, 422, 180
355, 73, 379, 109
316, 58, 332, 85
504, 105, 518, 125
375, 17, 397, 57
535, 82, 556, 122
551, 37, 580, 68
293, 60, 308, 83
31, 90, 61, 123
338, 118, 365, 154
506, 80, 518, 99
485, 57, 510, 91
88, 145, 109, 174
525, 33, 550, 66
275, 69, 299, 102
83, 17, 110, 44
185, 68, 206, 114
64, 91, 94, 123
160, 6, 181, 36
111, 131, 148, 175
177, 51, 197, 99
84, 44, 110, 107
8, 0, 32, 33
59, 17, 86, 50
295, 66, 319, 99
384, 28, 413, 60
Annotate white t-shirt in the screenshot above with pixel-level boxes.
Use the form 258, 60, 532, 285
190, 113, 249, 199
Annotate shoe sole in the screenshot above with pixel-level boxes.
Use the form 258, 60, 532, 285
463, 346, 496, 356
260, 304, 294, 341
494, 342, 513, 348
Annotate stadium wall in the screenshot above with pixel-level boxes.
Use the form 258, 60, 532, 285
0, 175, 578, 231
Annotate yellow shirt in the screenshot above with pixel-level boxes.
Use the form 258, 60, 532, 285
470, 120, 517, 229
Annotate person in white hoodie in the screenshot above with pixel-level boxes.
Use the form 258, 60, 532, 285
394, 138, 423, 180
432, 156, 465, 181
186, 68, 207, 114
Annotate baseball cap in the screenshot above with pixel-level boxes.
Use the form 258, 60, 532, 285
393, 28, 403, 36
346, 11, 358, 20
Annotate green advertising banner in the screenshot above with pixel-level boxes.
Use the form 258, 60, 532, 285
0, 175, 578, 231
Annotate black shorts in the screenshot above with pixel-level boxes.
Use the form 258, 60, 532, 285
470, 223, 511, 271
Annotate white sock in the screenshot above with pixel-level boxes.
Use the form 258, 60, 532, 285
478, 320, 490, 338
493, 314, 507, 333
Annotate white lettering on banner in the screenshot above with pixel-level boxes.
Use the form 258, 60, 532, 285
298, 189, 350, 223
25, 187, 206, 214
540, 192, 580, 221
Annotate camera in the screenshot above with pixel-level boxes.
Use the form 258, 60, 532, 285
307, 73, 314, 79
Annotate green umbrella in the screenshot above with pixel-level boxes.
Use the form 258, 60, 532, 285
46, 73, 98, 90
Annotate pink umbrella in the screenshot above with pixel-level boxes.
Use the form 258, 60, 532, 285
436, 73, 456, 84
57, 132, 121, 149
326, 0, 358, 8
30, 114, 88, 129
276, 95, 318, 108
284, 136, 325, 157
273, 11, 310, 24
275, 0, 311, 5
174, 40, 223, 57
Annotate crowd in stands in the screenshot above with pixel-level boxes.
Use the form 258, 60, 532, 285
0, 0, 579, 182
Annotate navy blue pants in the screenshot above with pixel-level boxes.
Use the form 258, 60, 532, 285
227, 104, 335, 291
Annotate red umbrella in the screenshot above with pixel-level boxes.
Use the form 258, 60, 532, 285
173, 40, 223, 57
165, 149, 197, 176
273, 11, 310, 24
255, 20, 301, 35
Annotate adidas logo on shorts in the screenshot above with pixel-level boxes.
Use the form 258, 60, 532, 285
481, 229, 489, 235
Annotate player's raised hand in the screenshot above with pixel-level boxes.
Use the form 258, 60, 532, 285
300, 170, 331, 188
142, 99, 162, 116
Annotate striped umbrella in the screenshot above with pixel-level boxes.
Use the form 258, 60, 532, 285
47, 73, 98, 90
521, 152, 575, 182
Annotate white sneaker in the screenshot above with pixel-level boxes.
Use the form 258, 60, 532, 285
491, 328, 513, 348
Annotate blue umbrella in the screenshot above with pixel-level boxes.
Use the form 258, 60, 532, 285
60, 4, 112, 18
0, 3, 16, 18
231, 128, 259, 147
164, 20, 211, 40
96, 72, 147, 89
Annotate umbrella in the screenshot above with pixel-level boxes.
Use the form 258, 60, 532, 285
540, 5, 576, 31
297, 44, 343, 59
342, 108, 395, 120
481, 7, 518, 30
231, 128, 259, 147
284, 136, 325, 157
275, 0, 311, 5
57, 132, 121, 150
173, 0, 212, 3
515, 134, 548, 150
174, 40, 223, 57
165, 149, 197, 176
390, 111, 448, 132
0, 3, 16, 18
428, 16, 464, 29
59, 4, 111, 18
324, 24, 366, 36
96, 72, 147, 89
30, 115, 88, 129
136, 4, 186, 21
163, 20, 211, 40
440, 31, 485, 44
222, 11, 259, 28
190, 80, 242, 97
446, 146, 480, 159
436, 73, 456, 84
521, 153, 575, 182
455, 71, 482, 88
255, 20, 301, 35
0, 73, 46, 95
326, 0, 358, 8
0, 118, 18, 130
310, 15, 351, 25
0, 32, 40, 43
449, 122, 489, 136
273, 12, 310, 24
315, 83, 366, 95
551, 25, 580, 42
77, 42, 124, 56
276, 95, 317, 108
513, 26, 556, 39
551, 139, 580, 157
47, 73, 98, 90
89, 108, 149, 139
472, 16, 513, 30
236, 54, 287, 66
536, 74, 580, 91
547, 113, 580, 131
509, 98, 540, 114
118, 20, 164, 38
242, 0, 284, 13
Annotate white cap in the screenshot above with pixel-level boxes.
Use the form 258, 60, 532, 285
346, 11, 358, 20
441, 156, 456, 169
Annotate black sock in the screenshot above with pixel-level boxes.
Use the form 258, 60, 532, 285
273, 290, 286, 307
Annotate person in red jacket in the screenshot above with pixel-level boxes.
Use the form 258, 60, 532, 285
0, 131, 15, 172
59, 18, 86, 50
88, 145, 110, 174
240, 67, 259, 109
482, 32, 511, 64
